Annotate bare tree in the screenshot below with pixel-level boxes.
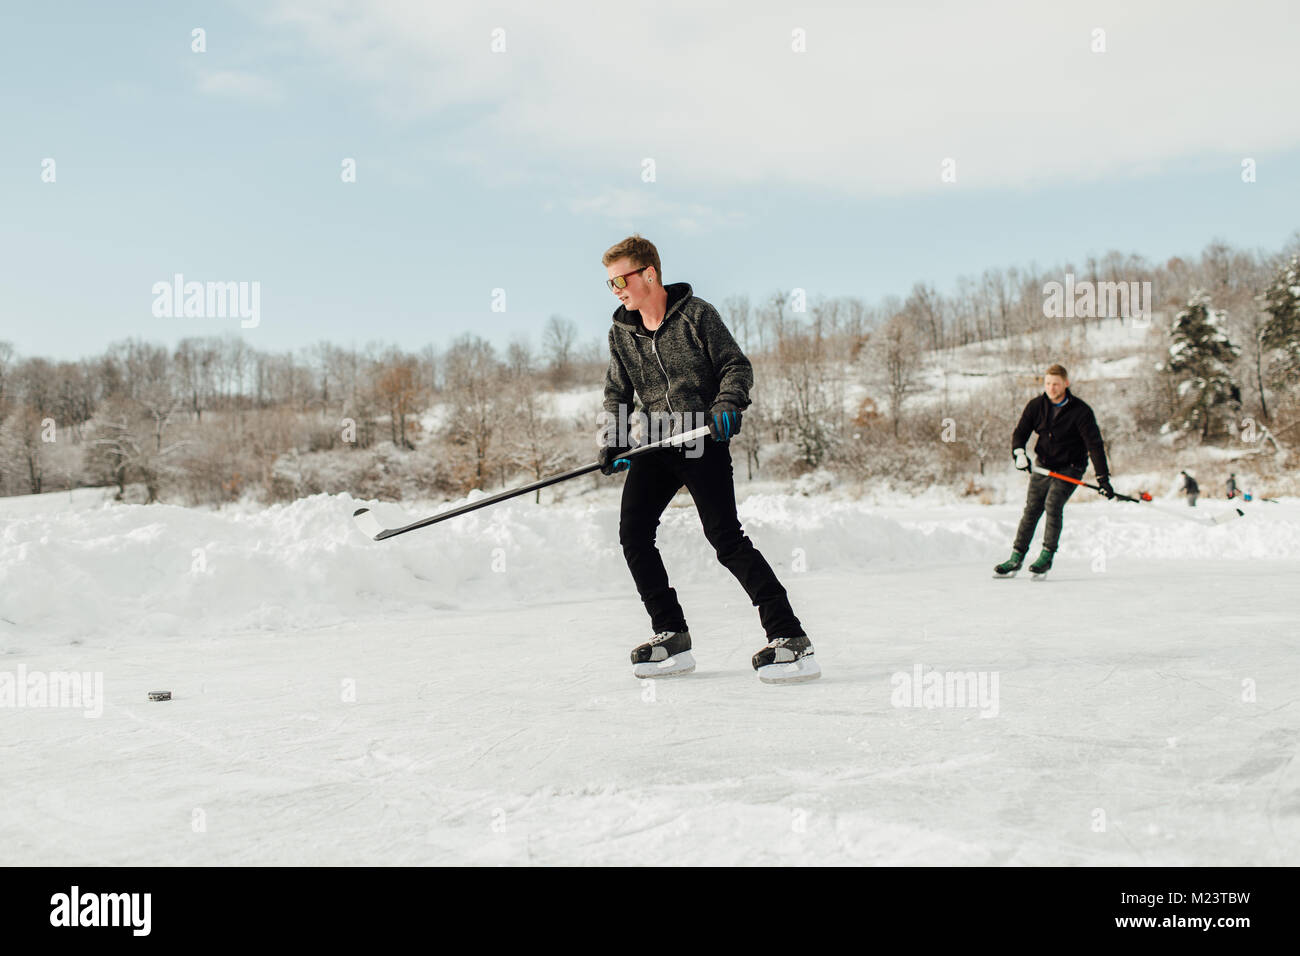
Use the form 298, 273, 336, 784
0, 341, 14, 425
836, 297, 872, 360
774, 324, 837, 467
51, 361, 97, 441
419, 345, 440, 397
374, 351, 428, 449
91, 397, 186, 503
761, 290, 790, 351
174, 337, 217, 422
958, 385, 1016, 475
731, 397, 765, 480
980, 268, 1013, 341
83, 347, 186, 502
443, 334, 502, 489
505, 337, 535, 382
542, 315, 579, 386
6, 359, 58, 494
905, 281, 945, 351
874, 314, 924, 438
503, 379, 573, 503
722, 294, 754, 352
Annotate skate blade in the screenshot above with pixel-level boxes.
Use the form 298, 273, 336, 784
992, 570, 1018, 579
632, 650, 696, 679
1029, 571, 1049, 582
757, 657, 822, 684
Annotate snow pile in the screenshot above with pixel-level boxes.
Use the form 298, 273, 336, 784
2, 489, 1296, 643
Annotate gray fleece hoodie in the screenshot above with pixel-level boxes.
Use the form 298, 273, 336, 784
602, 282, 753, 436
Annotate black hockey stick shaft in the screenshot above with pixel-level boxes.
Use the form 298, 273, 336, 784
355, 424, 714, 540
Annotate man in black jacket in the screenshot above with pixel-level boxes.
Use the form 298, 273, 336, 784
994, 364, 1113, 577
597, 235, 817, 683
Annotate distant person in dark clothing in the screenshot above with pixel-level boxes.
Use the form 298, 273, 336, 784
993, 364, 1111, 578
1181, 470, 1199, 507
1226, 473, 1239, 499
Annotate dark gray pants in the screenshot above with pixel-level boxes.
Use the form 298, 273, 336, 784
1013, 466, 1081, 553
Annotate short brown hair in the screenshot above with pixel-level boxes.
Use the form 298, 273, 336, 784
1045, 364, 1069, 379
602, 234, 662, 282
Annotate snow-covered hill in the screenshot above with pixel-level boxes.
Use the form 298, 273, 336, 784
2, 486, 1290, 644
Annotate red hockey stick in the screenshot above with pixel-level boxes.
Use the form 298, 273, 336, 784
1029, 466, 1244, 526
1029, 466, 1143, 502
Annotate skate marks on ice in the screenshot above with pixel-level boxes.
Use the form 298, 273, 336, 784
6, 560, 1299, 865
1216, 728, 1297, 787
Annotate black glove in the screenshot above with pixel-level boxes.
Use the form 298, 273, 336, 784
709, 402, 742, 442
598, 444, 632, 476
1096, 475, 1115, 499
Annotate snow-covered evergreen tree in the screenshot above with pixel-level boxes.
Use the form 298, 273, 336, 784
1260, 254, 1300, 388
1164, 292, 1241, 439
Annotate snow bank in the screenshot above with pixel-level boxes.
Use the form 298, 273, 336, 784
2, 488, 1296, 643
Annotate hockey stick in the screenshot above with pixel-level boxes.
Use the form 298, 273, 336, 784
1029, 465, 1143, 502
353, 424, 715, 541
1030, 465, 1244, 527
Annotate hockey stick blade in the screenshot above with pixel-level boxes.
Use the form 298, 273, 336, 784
1140, 501, 1245, 527
352, 507, 388, 541
1207, 507, 1246, 527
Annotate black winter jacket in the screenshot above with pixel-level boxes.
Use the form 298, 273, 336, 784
603, 282, 752, 430
1012, 389, 1110, 476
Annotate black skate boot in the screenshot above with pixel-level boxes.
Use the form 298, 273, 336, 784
631, 630, 696, 678
752, 635, 821, 684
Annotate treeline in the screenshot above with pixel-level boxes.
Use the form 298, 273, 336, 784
0, 315, 604, 502
720, 236, 1299, 487
2, 236, 1298, 505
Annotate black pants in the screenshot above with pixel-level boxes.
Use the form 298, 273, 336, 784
1013, 465, 1081, 553
618, 439, 804, 639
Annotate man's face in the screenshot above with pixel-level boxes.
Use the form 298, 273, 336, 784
1044, 374, 1068, 402
606, 257, 656, 311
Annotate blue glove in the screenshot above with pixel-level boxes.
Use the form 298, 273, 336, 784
709, 402, 742, 442
598, 445, 632, 476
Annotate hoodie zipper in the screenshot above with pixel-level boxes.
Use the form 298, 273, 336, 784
650, 328, 676, 416
625, 291, 688, 423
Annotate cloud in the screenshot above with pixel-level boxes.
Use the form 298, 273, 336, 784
566, 187, 740, 233
264, 0, 1300, 198
197, 70, 283, 102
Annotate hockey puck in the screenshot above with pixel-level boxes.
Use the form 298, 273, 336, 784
148, 691, 172, 701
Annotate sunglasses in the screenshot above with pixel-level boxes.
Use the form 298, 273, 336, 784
606, 266, 649, 291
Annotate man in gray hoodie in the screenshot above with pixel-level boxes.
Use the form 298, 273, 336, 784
598, 235, 818, 684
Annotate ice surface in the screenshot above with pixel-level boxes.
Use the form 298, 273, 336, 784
2, 487, 1296, 864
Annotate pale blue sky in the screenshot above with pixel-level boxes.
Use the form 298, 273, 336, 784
2, 0, 1298, 361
